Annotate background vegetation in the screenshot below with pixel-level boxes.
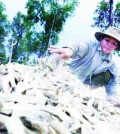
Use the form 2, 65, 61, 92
0, 0, 120, 64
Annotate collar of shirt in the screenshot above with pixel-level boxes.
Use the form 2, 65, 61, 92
97, 44, 112, 62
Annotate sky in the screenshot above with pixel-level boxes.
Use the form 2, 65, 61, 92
1, 0, 102, 46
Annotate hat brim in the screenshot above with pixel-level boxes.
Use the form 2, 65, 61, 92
95, 32, 120, 51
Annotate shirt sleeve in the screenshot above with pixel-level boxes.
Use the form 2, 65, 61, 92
105, 64, 118, 96
64, 41, 89, 59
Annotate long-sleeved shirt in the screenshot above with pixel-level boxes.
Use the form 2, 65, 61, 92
67, 40, 118, 96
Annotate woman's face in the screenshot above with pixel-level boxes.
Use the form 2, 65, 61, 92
101, 37, 118, 54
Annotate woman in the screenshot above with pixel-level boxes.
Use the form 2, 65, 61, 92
48, 27, 120, 100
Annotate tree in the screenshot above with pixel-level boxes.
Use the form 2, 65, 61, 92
9, 12, 26, 62
114, 1, 120, 27
11, 11, 47, 62
93, 0, 120, 29
0, 1, 9, 63
109, 0, 114, 26
92, 0, 114, 30
4, 0, 79, 63
25, 0, 79, 57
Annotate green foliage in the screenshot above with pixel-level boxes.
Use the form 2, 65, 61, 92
0, 1, 9, 63
92, 0, 120, 31
10, 12, 26, 62
25, 0, 79, 55
1, 0, 79, 63
114, 2, 120, 27
92, 0, 110, 30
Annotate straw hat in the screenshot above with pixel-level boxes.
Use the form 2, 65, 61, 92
95, 27, 120, 50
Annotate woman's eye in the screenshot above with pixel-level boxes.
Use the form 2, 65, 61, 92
112, 42, 118, 47
105, 38, 110, 42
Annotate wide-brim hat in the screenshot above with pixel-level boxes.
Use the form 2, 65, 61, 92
95, 27, 120, 51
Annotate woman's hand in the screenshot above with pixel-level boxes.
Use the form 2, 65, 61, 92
48, 46, 73, 60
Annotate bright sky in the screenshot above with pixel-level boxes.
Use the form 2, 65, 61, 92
1, 0, 101, 45
58, 0, 101, 45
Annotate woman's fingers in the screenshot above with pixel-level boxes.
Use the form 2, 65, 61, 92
48, 46, 73, 59
48, 47, 63, 54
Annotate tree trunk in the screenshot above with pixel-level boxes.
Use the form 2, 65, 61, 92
109, 0, 114, 26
